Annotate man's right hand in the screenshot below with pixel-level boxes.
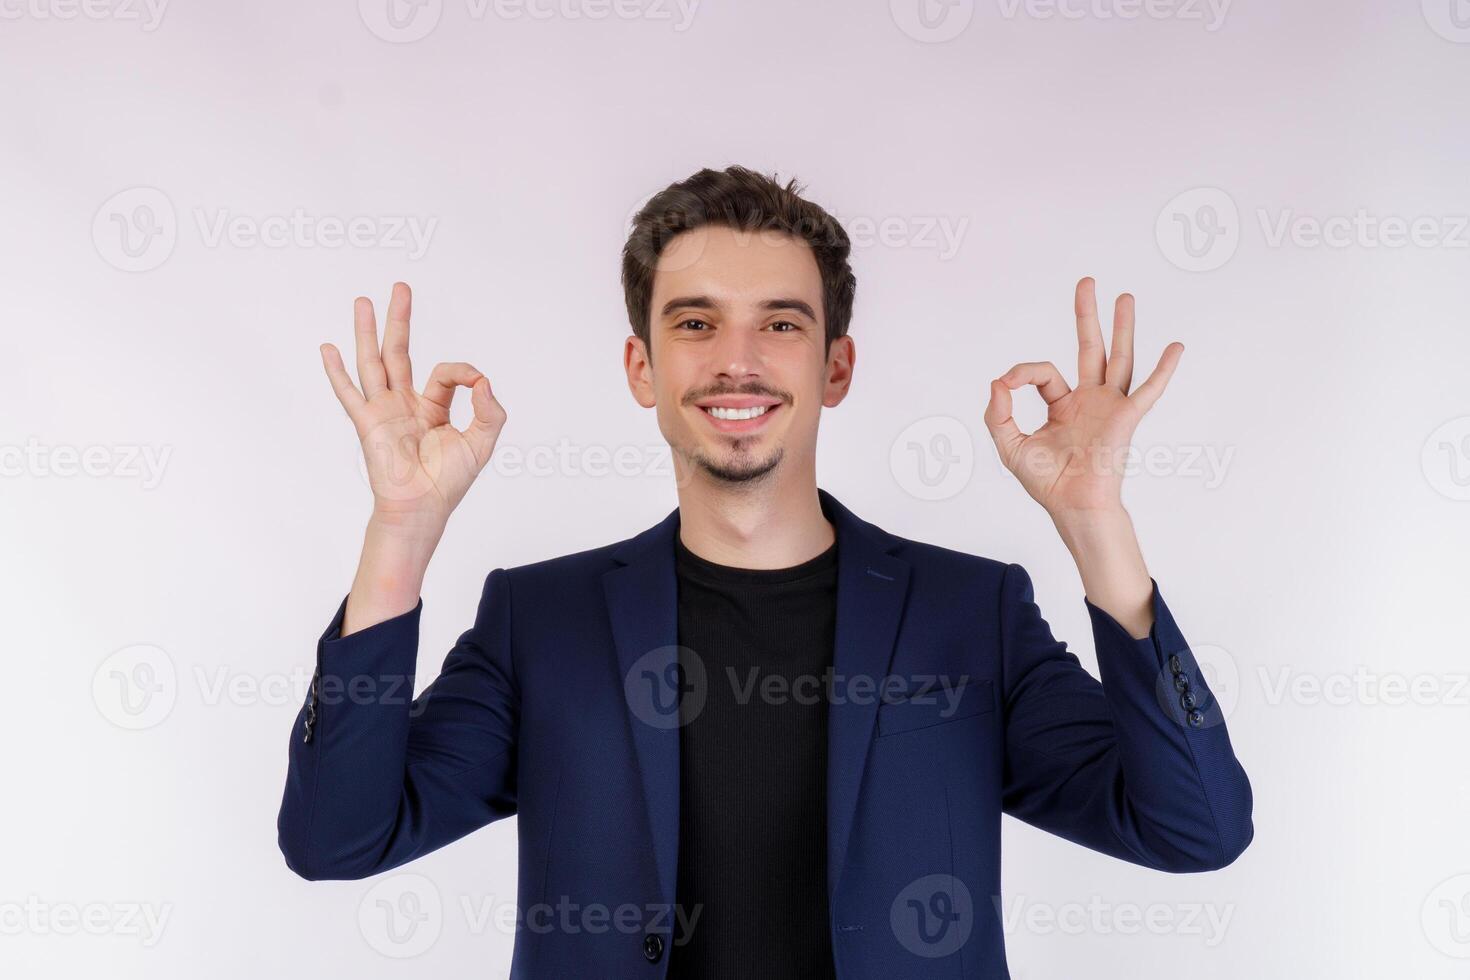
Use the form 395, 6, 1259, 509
320, 282, 508, 634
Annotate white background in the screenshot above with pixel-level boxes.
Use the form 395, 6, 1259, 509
3, 0, 1469, 976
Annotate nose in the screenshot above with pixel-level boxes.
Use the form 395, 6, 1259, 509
709, 322, 763, 383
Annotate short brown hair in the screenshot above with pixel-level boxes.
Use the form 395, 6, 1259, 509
621, 165, 856, 362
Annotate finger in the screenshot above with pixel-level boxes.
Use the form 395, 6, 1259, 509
353, 296, 388, 398
320, 343, 366, 416
997, 361, 1072, 405
422, 361, 484, 415
382, 281, 414, 392
983, 378, 1025, 467
463, 376, 508, 469
1075, 277, 1107, 386
1129, 342, 1184, 414
1105, 291, 1135, 393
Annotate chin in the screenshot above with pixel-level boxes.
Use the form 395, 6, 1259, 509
692, 444, 784, 484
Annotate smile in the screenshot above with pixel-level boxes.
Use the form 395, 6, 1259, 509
704, 405, 770, 421
696, 400, 783, 433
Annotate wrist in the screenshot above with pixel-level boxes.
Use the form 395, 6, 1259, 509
1049, 504, 1133, 550
359, 516, 443, 589
368, 505, 448, 548
1048, 506, 1154, 638
342, 523, 437, 637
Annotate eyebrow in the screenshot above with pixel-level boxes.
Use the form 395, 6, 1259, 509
659, 295, 819, 322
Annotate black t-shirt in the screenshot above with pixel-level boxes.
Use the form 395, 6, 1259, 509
667, 530, 839, 980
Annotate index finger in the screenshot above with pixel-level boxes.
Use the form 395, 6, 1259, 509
1105, 291, 1135, 393
381, 281, 414, 392
354, 296, 388, 398
1075, 277, 1107, 386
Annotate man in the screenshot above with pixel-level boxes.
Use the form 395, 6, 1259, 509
277, 165, 1253, 979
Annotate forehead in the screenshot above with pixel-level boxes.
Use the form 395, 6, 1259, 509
650, 224, 822, 312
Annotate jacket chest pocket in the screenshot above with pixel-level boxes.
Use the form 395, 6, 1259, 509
876, 678, 995, 737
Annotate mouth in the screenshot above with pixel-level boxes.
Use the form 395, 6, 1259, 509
694, 398, 783, 434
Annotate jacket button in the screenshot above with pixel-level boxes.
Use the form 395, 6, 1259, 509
642, 934, 663, 963
1180, 690, 1198, 710
1172, 673, 1190, 693
1168, 654, 1183, 675
1187, 708, 1205, 727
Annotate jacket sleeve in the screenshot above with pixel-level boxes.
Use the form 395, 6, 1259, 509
277, 568, 518, 880
997, 562, 1253, 873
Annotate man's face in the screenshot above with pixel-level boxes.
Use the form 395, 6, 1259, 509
624, 224, 854, 486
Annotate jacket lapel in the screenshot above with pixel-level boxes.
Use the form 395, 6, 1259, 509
818, 488, 911, 901
603, 506, 683, 911
601, 489, 912, 912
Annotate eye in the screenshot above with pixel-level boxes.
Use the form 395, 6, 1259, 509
768, 320, 800, 332
677, 318, 710, 331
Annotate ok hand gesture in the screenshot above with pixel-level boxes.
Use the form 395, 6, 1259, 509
320, 282, 507, 534
984, 278, 1182, 518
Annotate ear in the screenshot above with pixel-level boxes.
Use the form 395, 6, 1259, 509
624, 334, 657, 408
821, 334, 855, 408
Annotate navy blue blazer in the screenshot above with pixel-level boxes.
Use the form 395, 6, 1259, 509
278, 487, 1252, 978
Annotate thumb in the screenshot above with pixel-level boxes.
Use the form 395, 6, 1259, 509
471, 376, 499, 421
463, 377, 507, 467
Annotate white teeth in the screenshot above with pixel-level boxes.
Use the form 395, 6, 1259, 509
705, 405, 770, 421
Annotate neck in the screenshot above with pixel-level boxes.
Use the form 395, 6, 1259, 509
674, 464, 834, 570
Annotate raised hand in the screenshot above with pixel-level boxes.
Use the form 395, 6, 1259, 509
983, 277, 1182, 518
320, 282, 507, 535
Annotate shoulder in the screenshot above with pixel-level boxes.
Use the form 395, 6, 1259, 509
856, 512, 1018, 602
495, 538, 624, 593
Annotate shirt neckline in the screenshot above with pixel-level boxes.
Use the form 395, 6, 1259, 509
674, 531, 837, 586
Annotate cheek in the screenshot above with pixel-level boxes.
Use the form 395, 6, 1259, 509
652, 398, 683, 435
